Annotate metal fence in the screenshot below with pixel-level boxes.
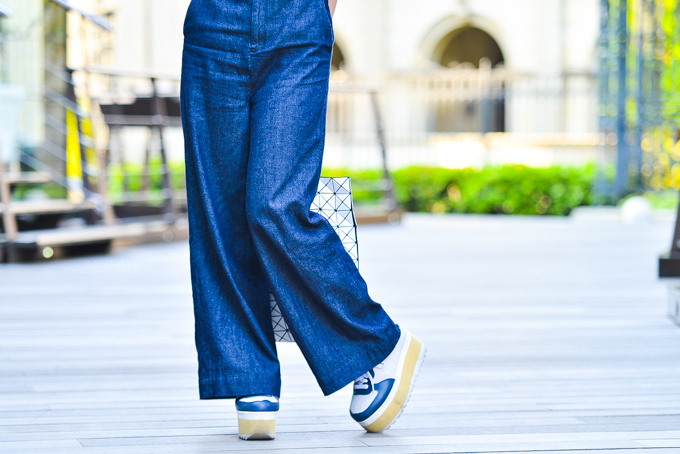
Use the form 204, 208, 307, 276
324, 67, 600, 171
598, 0, 680, 196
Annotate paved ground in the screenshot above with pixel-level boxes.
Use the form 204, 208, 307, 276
2, 212, 680, 453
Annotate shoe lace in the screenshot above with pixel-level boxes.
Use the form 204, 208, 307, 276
353, 363, 384, 390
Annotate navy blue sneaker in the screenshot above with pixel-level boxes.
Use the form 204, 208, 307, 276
235, 395, 279, 440
349, 328, 426, 432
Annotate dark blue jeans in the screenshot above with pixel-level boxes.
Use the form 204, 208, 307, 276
180, 0, 400, 399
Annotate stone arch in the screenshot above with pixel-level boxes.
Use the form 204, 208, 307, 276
419, 15, 509, 69
420, 18, 507, 133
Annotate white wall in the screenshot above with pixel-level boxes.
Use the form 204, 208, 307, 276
1, 0, 44, 145
113, 0, 190, 74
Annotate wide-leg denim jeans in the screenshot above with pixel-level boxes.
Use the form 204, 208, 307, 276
180, 0, 400, 399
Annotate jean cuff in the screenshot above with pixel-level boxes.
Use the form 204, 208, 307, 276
198, 373, 282, 399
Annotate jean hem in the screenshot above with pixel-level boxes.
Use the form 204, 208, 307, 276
317, 323, 401, 396
198, 373, 281, 399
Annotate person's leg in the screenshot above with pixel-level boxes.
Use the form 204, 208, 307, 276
244, 0, 401, 396
180, 0, 281, 399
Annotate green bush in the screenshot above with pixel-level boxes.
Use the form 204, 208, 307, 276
108, 158, 185, 204
320, 168, 386, 205
323, 164, 596, 216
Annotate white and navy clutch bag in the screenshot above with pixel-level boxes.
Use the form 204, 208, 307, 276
270, 176, 359, 342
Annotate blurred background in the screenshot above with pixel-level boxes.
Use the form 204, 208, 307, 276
0, 0, 679, 260
4, 3, 680, 451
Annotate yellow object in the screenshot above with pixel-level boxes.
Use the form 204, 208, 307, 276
66, 109, 84, 203
77, 96, 99, 176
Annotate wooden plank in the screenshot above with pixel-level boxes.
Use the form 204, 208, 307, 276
0, 199, 94, 215
10, 224, 146, 247
5, 447, 680, 454
4, 171, 52, 185
358, 430, 680, 446
0, 440, 82, 450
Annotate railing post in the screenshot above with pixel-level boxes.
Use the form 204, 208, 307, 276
369, 90, 397, 212
0, 153, 18, 259
150, 77, 175, 223
614, 0, 629, 197
632, 0, 645, 191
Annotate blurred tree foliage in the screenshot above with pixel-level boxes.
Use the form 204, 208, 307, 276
620, 0, 680, 189
600, 0, 680, 191
661, 0, 680, 121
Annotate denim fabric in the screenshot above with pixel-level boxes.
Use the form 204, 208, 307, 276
180, 0, 400, 399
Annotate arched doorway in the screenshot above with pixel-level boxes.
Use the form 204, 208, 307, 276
435, 27, 505, 68
331, 43, 346, 72
430, 26, 506, 133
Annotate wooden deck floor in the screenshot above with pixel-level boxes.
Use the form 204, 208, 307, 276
2, 212, 680, 453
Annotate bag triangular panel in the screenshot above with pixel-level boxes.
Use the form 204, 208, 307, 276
271, 176, 359, 342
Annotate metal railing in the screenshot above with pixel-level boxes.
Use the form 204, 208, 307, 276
324, 69, 600, 171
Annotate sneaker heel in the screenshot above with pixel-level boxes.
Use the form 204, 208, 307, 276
237, 411, 277, 440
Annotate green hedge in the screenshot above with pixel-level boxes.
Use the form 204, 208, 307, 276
323, 164, 596, 216
108, 159, 185, 204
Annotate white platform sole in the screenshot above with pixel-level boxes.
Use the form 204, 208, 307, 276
237, 411, 277, 440
358, 331, 427, 433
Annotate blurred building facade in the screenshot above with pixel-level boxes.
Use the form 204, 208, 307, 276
110, 0, 601, 132
331, 0, 602, 168
108, 0, 600, 84
336, 0, 599, 80
111, 0, 604, 168
0, 0, 603, 171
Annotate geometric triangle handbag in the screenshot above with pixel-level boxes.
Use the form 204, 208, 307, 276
270, 176, 359, 342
